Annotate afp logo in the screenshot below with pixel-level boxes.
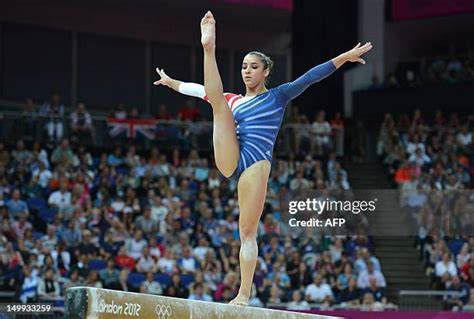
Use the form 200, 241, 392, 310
155, 304, 172, 319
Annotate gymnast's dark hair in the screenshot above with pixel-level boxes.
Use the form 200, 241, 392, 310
247, 51, 274, 84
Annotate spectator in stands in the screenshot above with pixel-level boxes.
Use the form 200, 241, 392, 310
51, 242, 70, 275
39, 93, 64, 143
214, 272, 238, 302
287, 251, 304, 290
22, 98, 39, 142
310, 111, 332, 156
406, 134, 425, 156
73, 254, 90, 280
456, 125, 472, 149
136, 247, 157, 273
357, 261, 386, 289
457, 243, 471, 269
435, 252, 458, 289
445, 275, 470, 310
140, 271, 163, 295
408, 148, 431, 167
361, 292, 383, 311
60, 220, 81, 249
461, 257, 474, 287
51, 139, 74, 168
289, 171, 310, 191
305, 274, 334, 305
115, 246, 136, 271
100, 258, 120, 289
84, 270, 103, 288
128, 107, 140, 119
337, 263, 356, 291
40, 226, 57, 252
111, 103, 127, 119
32, 161, 53, 190
60, 268, 81, 293
287, 290, 310, 310
267, 284, 284, 304
76, 230, 98, 258
70, 102, 94, 145
11, 140, 32, 164
178, 100, 200, 122
405, 184, 428, 215
165, 273, 189, 299
364, 277, 387, 304
125, 230, 147, 260
354, 248, 381, 274
188, 282, 213, 301
20, 266, 38, 303
177, 246, 199, 274
6, 189, 29, 219
157, 250, 176, 274
108, 145, 125, 168
338, 277, 361, 305
134, 206, 158, 238
37, 268, 60, 300
155, 104, 172, 120
14, 217, 35, 246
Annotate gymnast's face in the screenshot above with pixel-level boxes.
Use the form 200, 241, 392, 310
241, 54, 269, 89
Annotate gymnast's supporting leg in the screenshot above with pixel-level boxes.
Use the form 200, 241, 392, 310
231, 160, 271, 305
201, 11, 239, 177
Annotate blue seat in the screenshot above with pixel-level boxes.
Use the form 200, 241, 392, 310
89, 259, 107, 271
154, 273, 171, 287
180, 274, 195, 288
32, 231, 45, 240
27, 197, 46, 210
39, 207, 56, 223
127, 272, 146, 288
116, 167, 129, 176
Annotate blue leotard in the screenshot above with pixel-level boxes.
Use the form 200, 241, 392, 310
178, 60, 337, 179
230, 60, 336, 179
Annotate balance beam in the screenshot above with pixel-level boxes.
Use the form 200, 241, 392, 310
65, 287, 342, 319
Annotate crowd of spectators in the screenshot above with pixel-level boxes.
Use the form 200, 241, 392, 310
371, 48, 474, 89
378, 108, 474, 310
9, 94, 344, 160
16, 94, 94, 146
0, 105, 387, 311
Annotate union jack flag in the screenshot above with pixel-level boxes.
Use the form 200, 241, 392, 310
107, 118, 156, 140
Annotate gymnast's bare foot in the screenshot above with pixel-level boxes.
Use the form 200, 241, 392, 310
229, 293, 249, 306
201, 11, 216, 51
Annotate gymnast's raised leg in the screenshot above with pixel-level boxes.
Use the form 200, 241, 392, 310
200, 11, 239, 177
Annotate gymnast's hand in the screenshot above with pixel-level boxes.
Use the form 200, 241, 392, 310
345, 42, 373, 64
154, 68, 172, 87
332, 42, 373, 68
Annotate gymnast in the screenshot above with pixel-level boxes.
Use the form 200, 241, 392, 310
153, 11, 372, 306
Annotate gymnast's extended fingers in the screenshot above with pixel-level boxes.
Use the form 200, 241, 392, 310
353, 42, 361, 50
155, 67, 163, 76
360, 44, 373, 54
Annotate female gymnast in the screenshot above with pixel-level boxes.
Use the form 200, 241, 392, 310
153, 11, 373, 306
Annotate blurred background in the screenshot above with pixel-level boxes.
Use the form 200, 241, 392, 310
0, 0, 473, 318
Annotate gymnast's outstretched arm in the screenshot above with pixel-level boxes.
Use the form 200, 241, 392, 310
279, 42, 373, 100
154, 68, 207, 99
